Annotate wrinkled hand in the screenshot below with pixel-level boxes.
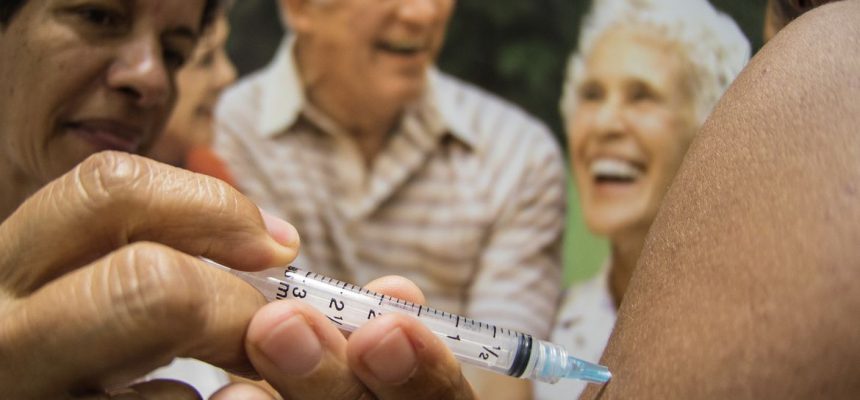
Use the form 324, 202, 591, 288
0, 152, 299, 398
212, 275, 478, 400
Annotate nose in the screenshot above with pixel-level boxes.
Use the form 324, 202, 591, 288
397, 0, 442, 26
106, 35, 171, 109
213, 51, 237, 92
592, 97, 626, 140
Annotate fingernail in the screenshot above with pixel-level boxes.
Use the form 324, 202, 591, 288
362, 327, 417, 384
260, 209, 300, 249
259, 314, 322, 376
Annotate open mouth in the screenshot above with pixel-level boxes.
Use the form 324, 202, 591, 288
375, 39, 427, 56
590, 158, 644, 185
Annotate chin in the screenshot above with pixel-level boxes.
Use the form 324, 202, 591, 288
378, 76, 427, 102
584, 207, 647, 239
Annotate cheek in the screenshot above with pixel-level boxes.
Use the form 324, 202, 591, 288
0, 56, 59, 167
177, 71, 208, 109
638, 115, 695, 185
567, 109, 592, 152
435, 2, 455, 36
633, 108, 689, 151
568, 124, 596, 194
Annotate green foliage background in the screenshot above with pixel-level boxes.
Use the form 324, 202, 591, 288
227, 0, 766, 285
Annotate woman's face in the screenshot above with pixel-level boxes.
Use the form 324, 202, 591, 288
0, 0, 205, 186
152, 15, 235, 166
568, 28, 698, 240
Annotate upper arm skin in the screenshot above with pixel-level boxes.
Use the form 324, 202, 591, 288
582, 2, 860, 399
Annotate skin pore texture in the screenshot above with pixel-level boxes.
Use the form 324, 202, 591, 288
568, 26, 697, 307
581, 1, 860, 398
0, 0, 202, 218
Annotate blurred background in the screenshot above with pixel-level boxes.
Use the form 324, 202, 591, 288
226, 0, 767, 285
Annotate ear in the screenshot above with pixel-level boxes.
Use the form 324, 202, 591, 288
279, 0, 315, 33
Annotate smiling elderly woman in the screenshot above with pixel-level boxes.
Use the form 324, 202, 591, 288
534, 0, 750, 398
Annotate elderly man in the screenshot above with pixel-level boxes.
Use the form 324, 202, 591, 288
215, 1, 566, 397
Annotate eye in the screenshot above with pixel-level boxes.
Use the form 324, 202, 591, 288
628, 82, 657, 103
578, 82, 604, 102
163, 47, 190, 70
73, 5, 124, 29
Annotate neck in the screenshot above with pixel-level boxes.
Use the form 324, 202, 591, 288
295, 41, 402, 165
607, 227, 649, 309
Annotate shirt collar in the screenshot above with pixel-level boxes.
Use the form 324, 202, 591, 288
259, 36, 304, 139
258, 36, 476, 150
426, 68, 477, 149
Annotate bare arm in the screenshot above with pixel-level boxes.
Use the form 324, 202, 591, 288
583, 2, 860, 399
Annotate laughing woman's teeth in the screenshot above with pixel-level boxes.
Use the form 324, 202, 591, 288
590, 158, 642, 182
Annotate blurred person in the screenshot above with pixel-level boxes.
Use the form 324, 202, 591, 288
215, 0, 566, 397
148, 12, 238, 187
534, 0, 750, 398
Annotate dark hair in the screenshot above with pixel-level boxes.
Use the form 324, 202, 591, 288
1, 0, 224, 29
771, 0, 839, 23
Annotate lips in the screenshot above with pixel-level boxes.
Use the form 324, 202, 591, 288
64, 120, 145, 153
375, 38, 428, 56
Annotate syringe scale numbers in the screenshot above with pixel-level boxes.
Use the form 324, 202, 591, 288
273, 266, 521, 374
228, 265, 611, 384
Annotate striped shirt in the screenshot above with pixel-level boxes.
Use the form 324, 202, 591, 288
215, 37, 565, 338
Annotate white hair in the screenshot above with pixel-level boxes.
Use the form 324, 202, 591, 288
560, 0, 751, 125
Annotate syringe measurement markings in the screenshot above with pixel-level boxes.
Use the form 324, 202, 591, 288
307, 276, 502, 363
482, 346, 499, 358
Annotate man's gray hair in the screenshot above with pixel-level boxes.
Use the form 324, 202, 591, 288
561, 0, 751, 125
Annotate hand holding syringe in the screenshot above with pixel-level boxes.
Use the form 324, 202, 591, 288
206, 260, 611, 384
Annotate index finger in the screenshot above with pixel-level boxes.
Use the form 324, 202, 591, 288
0, 244, 267, 398
0, 152, 298, 295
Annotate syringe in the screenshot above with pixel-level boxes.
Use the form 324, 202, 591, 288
210, 262, 611, 384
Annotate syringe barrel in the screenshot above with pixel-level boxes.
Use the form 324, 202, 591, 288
215, 263, 609, 384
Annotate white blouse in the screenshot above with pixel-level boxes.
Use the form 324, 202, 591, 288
533, 264, 617, 399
